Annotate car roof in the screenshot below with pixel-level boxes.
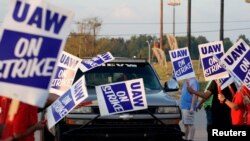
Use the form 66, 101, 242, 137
82, 57, 148, 63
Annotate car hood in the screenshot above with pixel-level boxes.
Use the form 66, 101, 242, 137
83, 89, 178, 106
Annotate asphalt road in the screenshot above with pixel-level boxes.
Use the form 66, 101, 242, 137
179, 108, 207, 141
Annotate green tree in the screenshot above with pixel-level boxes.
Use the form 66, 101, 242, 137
127, 35, 155, 58
237, 35, 250, 45
192, 36, 209, 59
176, 36, 187, 49
223, 37, 233, 52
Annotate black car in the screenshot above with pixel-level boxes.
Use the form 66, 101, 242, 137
54, 57, 183, 141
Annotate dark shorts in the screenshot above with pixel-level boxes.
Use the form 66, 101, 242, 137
204, 106, 212, 125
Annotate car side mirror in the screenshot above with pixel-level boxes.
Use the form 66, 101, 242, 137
164, 78, 179, 92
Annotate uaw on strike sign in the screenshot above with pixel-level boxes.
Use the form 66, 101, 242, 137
0, 0, 74, 107
198, 41, 234, 90
96, 78, 147, 116
198, 41, 229, 81
50, 51, 81, 96
47, 75, 88, 129
221, 39, 250, 90
79, 52, 114, 73
169, 47, 195, 81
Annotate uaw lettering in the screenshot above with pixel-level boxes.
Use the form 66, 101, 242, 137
73, 79, 86, 101
222, 39, 250, 89
170, 49, 187, 59
200, 43, 222, 55
79, 52, 114, 73
97, 79, 147, 116
130, 81, 145, 107
59, 52, 80, 69
223, 41, 247, 66
12, 0, 67, 34
47, 76, 88, 129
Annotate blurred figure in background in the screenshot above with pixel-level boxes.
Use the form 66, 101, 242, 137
180, 77, 199, 141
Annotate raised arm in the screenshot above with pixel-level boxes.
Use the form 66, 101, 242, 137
187, 83, 212, 99
218, 94, 240, 110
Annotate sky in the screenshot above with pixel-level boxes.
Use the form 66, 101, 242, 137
0, 0, 249, 43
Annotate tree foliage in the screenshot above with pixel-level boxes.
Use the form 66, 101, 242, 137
64, 19, 249, 60
64, 17, 102, 57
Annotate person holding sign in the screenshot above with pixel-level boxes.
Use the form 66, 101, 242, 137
187, 80, 237, 140
0, 93, 59, 141
1, 101, 44, 141
180, 77, 199, 141
194, 81, 213, 137
0, 96, 11, 138
218, 84, 250, 125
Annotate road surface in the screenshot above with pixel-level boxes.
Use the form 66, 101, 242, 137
179, 108, 207, 141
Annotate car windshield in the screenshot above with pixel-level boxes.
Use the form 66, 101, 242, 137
74, 62, 162, 92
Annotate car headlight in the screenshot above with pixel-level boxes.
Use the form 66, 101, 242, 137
157, 107, 179, 113
70, 106, 93, 113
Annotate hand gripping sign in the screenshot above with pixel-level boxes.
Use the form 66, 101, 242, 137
198, 41, 229, 81
79, 52, 114, 73
49, 51, 81, 96
0, 0, 74, 107
169, 47, 195, 81
46, 75, 88, 129
221, 39, 250, 91
96, 78, 147, 116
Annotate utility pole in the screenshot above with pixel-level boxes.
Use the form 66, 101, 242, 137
220, 0, 224, 42
187, 0, 191, 50
173, 5, 175, 36
160, 0, 163, 50
167, 0, 181, 36
76, 21, 84, 58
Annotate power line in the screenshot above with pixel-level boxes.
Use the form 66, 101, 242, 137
94, 27, 250, 37
1, 20, 250, 25
1, 21, 249, 37
72, 20, 250, 25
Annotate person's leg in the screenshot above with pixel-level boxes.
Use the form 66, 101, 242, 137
205, 107, 212, 140
181, 109, 188, 140
188, 125, 195, 141
184, 124, 189, 140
